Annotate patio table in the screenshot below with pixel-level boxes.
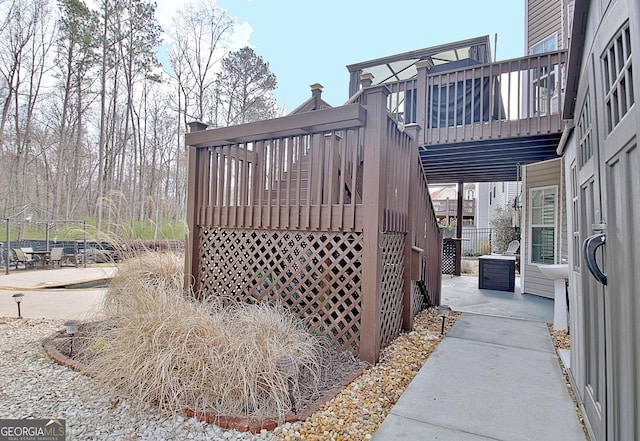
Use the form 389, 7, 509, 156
26, 250, 51, 268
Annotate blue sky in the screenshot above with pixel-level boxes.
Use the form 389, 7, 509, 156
181, 0, 526, 112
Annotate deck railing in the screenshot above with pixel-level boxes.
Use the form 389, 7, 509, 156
420, 51, 567, 145
364, 51, 567, 146
185, 105, 367, 232
432, 199, 476, 217
185, 85, 442, 363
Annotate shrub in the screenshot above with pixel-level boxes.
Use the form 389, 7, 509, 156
490, 207, 520, 253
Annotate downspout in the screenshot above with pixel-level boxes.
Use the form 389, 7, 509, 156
556, 119, 575, 155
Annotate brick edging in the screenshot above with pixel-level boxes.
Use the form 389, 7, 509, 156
42, 329, 362, 434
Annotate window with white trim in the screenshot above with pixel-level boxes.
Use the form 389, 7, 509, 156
577, 90, 593, 168
530, 34, 558, 55
602, 22, 634, 133
530, 186, 557, 264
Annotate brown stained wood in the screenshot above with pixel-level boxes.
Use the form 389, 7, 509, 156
186, 84, 442, 361
194, 228, 364, 352
421, 51, 566, 146
359, 85, 389, 363
186, 104, 366, 147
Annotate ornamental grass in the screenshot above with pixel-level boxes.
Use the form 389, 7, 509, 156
86, 252, 324, 420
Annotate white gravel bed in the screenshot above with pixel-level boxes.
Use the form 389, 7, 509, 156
0, 317, 277, 441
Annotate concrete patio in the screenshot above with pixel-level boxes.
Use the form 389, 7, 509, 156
373, 275, 587, 440
0, 266, 115, 320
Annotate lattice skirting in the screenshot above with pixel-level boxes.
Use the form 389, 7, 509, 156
442, 240, 456, 275
411, 281, 426, 317
197, 227, 363, 351
379, 233, 405, 348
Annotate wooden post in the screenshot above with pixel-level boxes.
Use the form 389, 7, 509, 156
402, 123, 421, 330
359, 85, 389, 364
415, 60, 431, 146
310, 83, 323, 110
185, 121, 209, 297
360, 73, 374, 88
455, 181, 464, 276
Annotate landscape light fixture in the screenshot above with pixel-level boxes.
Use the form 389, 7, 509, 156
64, 320, 80, 358
12, 293, 24, 319
276, 355, 297, 413
438, 305, 452, 335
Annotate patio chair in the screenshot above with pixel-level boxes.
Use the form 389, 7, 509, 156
503, 240, 520, 272
503, 240, 520, 256
13, 248, 35, 269
2, 247, 18, 269
49, 247, 64, 268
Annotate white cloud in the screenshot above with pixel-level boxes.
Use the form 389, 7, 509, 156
230, 21, 254, 50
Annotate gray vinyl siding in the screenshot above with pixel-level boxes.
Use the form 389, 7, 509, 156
506, 182, 520, 209
523, 158, 564, 298
527, 0, 563, 51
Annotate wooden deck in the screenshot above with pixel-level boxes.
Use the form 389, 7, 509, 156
185, 86, 442, 363
184, 48, 567, 362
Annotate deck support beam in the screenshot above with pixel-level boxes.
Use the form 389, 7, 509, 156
455, 182, 464, 276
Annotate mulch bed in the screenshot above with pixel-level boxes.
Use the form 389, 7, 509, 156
42, 321, 368, 433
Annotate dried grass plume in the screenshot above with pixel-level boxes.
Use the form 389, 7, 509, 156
88, 252, 323, 419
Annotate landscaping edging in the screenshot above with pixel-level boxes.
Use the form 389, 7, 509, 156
42, 329, 363, 434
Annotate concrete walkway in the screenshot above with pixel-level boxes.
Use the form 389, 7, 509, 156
0, 266, 114, 320
440, 274, 553, 322
373, 276, 587, 440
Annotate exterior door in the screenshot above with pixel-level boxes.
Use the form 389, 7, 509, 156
579, 174, 606, 441
597, 15, 639, 440
579, 7, 639, 440
573, 72, 606, 440
565, 37, 607, 434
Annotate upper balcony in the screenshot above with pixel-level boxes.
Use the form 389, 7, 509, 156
432, 198, 476, 219
347, 36, 567, 183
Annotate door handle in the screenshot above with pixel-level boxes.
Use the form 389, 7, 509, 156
583, 233, 607, 285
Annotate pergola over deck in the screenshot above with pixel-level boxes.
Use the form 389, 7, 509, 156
347, 36, 493, 99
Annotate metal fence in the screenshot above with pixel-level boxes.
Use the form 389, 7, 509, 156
460, 227, 520, 256
461, 228, 493, 256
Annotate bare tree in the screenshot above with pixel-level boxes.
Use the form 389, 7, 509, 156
167, 1, 234, 122
163, 1, 235, 230
0, 0, 53, 218
94, 0, 161, 233
214, 47, 277, 126
0, 0, 282, 238
51, 0, 98, 218
113, 0, 161, 236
